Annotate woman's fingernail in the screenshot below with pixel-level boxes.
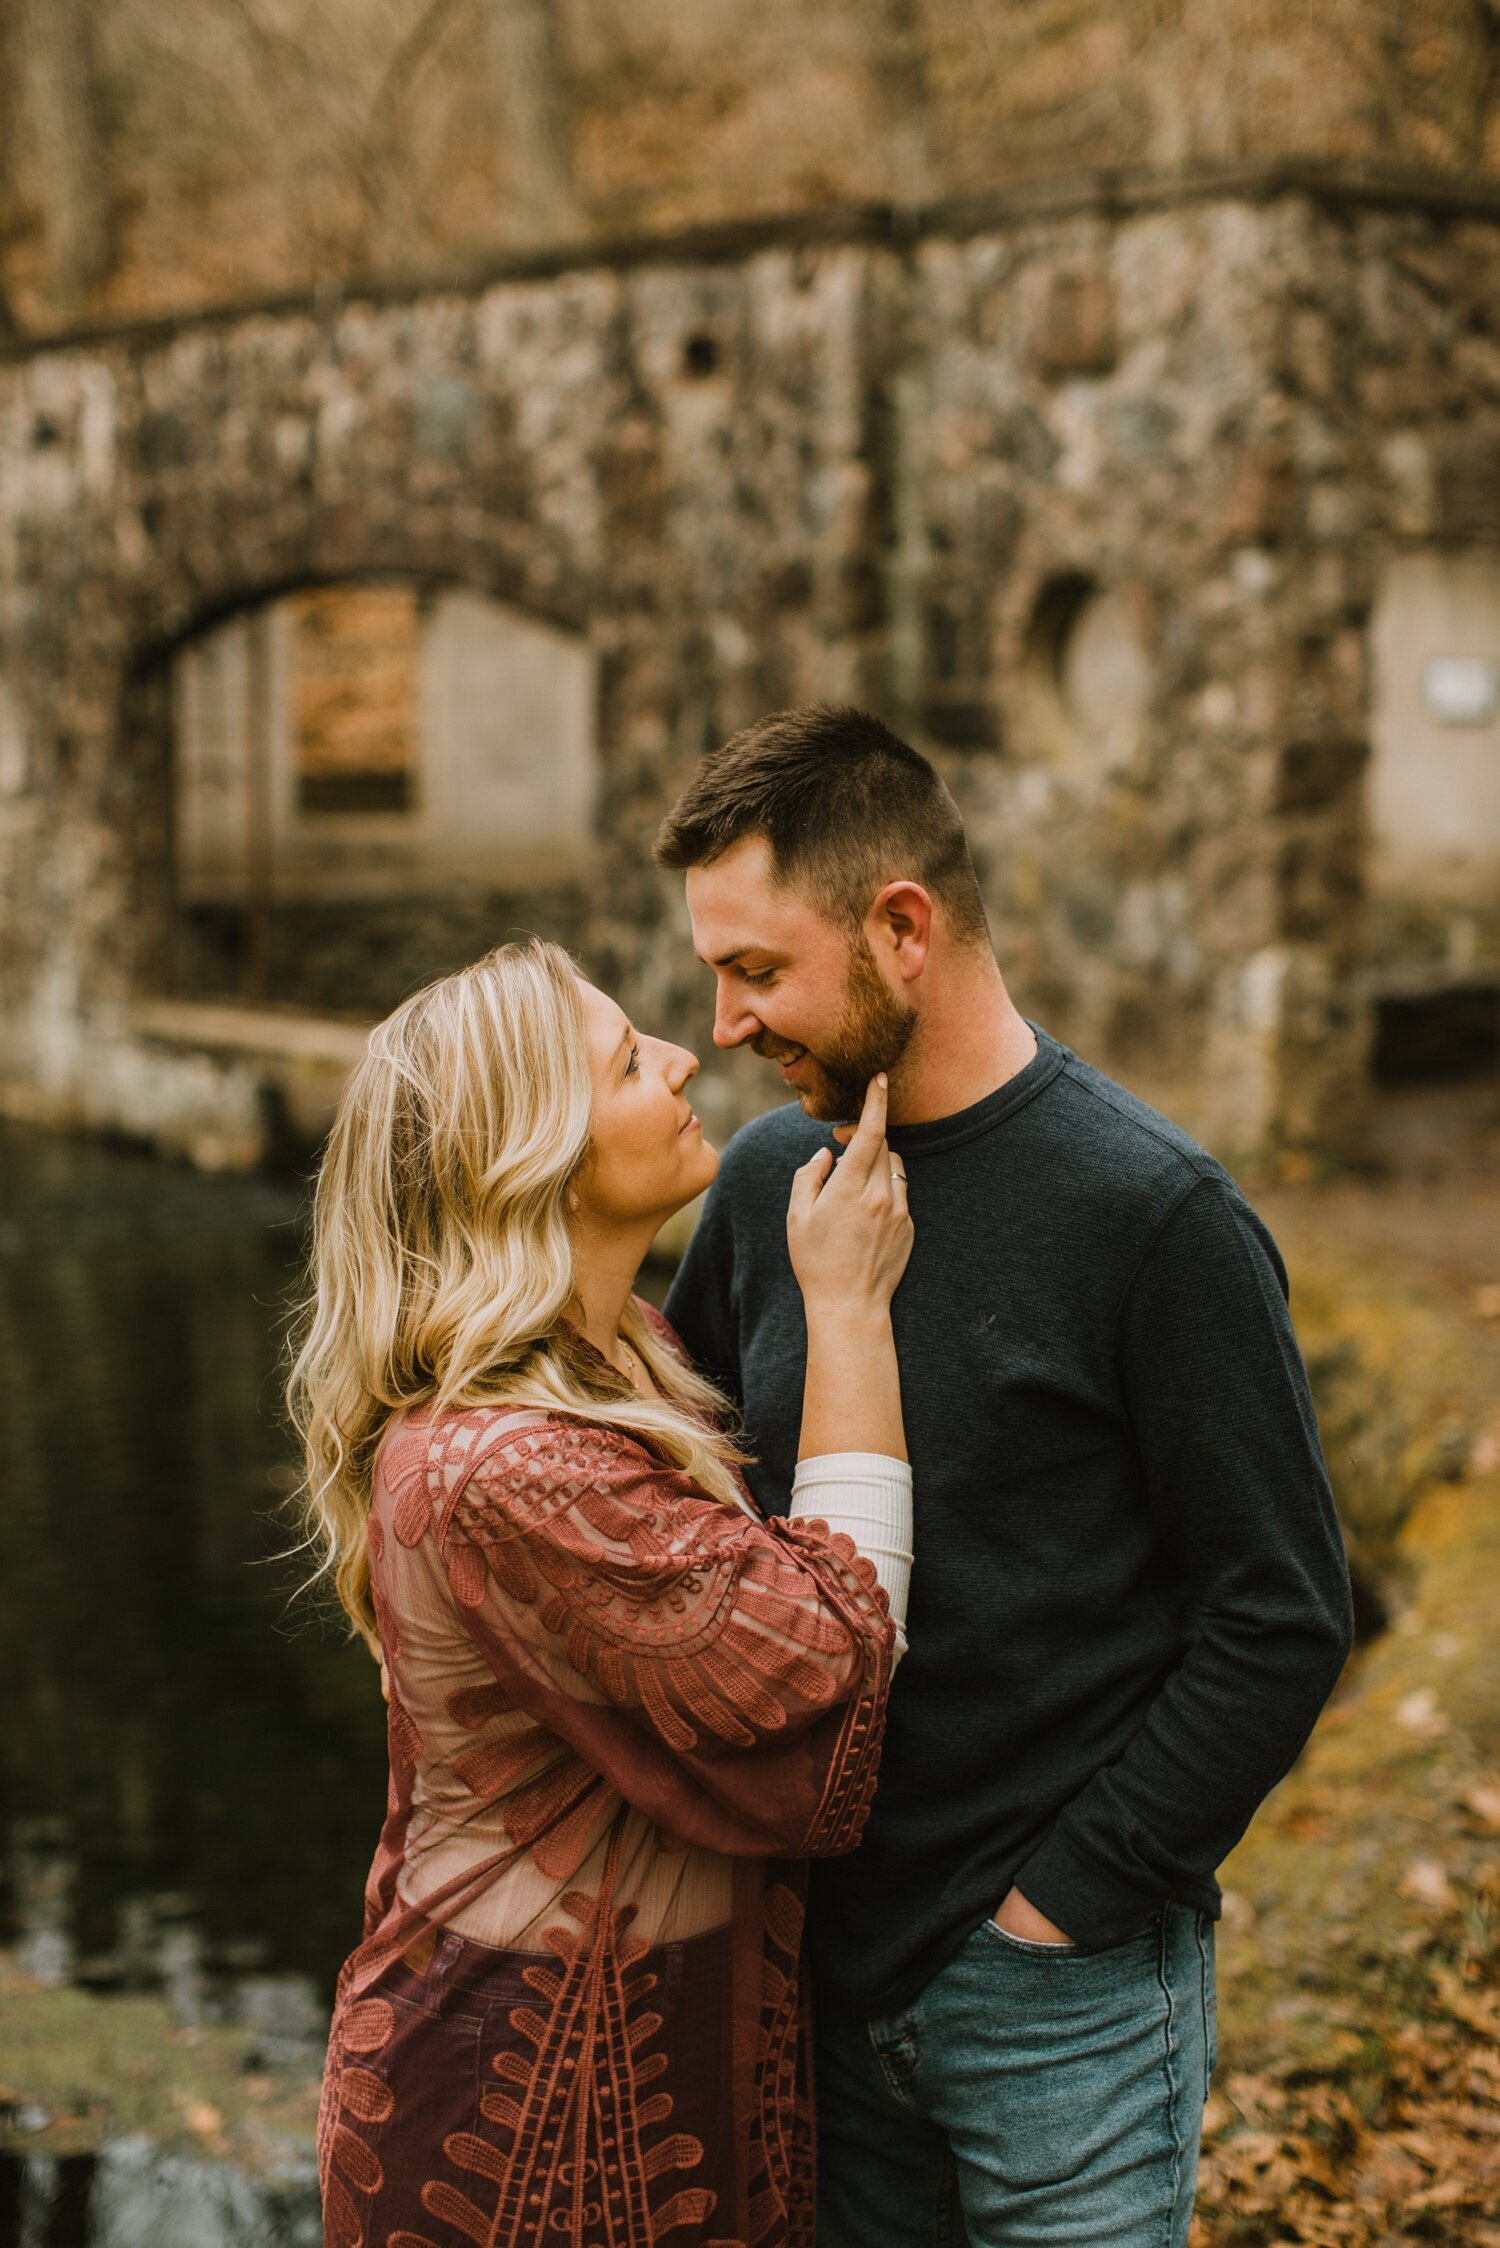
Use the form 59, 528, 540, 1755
877, 1073, 888, 1088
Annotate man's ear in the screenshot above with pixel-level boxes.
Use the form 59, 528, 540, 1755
868, 881, 933, 981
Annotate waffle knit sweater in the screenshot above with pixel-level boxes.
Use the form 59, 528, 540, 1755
665, 1028, 1354, 2014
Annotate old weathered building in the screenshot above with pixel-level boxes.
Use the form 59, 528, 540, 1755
2, 162, 1498, 1168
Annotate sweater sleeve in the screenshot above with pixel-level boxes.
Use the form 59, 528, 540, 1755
791, 1453, 913, 1658
1012, 1176, 1354, 1948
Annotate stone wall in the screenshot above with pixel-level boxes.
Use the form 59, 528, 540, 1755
2, 166, 1498, 1167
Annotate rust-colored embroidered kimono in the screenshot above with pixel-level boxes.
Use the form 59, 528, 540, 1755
318, 1318, 895, 2248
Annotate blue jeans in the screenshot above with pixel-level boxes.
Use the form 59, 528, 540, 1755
814, 1905, 1216, 2248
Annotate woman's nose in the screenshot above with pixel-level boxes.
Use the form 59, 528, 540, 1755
666, 1045, 699, 1089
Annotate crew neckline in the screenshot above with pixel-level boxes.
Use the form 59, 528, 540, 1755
879, 1023, 1065, 1158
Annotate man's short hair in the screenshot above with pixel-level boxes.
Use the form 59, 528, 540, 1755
652, 705, 991, 944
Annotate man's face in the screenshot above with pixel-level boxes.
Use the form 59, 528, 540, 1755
684, 835, 916, 1122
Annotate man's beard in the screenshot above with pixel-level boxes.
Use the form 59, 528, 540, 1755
752, 939, 917, 1122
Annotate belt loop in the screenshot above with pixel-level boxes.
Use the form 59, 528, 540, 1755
422, 1929, 466, 2017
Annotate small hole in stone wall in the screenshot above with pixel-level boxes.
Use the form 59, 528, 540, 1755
1018, 571, 1153, 771
32, 414, 61, 449
1026, 572, 1095, 684
1372, 984, 1500, 1084
682, 332, 721, 379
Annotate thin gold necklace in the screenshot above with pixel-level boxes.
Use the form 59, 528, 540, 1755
615, 1334, 643, 1383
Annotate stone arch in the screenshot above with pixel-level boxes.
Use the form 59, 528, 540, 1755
121, 567, 600, 1016
128, 542, 595, 679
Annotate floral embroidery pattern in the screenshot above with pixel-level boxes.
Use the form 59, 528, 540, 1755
426, 1881, 713, 2245
319, 1319, 893, 2248
319, 1997, 397, 2248
321, 1878, 816, 2248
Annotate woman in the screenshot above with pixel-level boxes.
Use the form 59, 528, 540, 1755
289, 939, 914, 2248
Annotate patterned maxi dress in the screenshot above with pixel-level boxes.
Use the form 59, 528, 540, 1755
318, 1309, 896, 2248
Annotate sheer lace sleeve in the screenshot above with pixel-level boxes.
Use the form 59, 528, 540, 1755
439, 1415, 894, 1859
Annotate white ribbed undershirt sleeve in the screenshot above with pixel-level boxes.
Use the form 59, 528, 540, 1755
790, 1452, 913, 1662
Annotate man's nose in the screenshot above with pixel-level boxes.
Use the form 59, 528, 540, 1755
713, 988, 758, 1048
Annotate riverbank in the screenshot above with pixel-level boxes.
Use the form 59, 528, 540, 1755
0, 1969, 323, 2243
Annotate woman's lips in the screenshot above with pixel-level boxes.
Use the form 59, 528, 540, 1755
679, 1110, 701, 1135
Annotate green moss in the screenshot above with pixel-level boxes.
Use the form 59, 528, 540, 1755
1291, 1260, 1485, 1628
0, 1973, 320, 2170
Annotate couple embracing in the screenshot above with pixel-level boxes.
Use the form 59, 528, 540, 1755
295, 705, 1353, 2248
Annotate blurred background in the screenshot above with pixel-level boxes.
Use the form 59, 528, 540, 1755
1, 4, 1499, 2243
11, 0, 1500, 328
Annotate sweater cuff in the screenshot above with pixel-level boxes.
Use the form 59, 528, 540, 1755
790, 1452, 913, 1656
1011, 1821, 1165, 1951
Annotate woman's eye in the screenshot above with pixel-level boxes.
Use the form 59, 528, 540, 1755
625, 1043, 640, 1077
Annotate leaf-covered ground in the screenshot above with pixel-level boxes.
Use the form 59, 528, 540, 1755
1193, 1191, 1500, 2248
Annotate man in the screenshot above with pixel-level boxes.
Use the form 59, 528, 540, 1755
656, 706, 1353, 2248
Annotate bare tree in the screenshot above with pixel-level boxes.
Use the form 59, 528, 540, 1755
861, 0, 937, 207
16, 0, 112, 307
485, 0, 590, 245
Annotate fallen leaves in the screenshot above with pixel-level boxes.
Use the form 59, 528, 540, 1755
1470, 1418, 1500, 1476
1194, 1861, 1500, 2244
1203, 2089, 1237, 2141
1459, 1782, 1500, 1833
1398, 1857, 1455, 1910
1191, 1244, 1500, 2248
169, 2089, 229, 2155
1393, 1686, 1449, 1737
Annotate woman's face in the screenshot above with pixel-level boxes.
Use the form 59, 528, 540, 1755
573, 981, 719, 1233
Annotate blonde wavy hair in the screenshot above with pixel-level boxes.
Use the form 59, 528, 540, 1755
286, 938, 746, 1655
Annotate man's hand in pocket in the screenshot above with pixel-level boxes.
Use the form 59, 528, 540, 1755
994, 1885, 1074, 1945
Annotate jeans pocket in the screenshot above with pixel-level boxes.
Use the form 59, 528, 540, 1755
978, 1918, 1080, 1957
868, 2003, 923, 2107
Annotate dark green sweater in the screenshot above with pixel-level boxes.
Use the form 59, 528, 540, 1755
665, 1028, 1354, 2015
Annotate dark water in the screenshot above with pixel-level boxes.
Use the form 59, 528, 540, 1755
0, 1124, 388, 2002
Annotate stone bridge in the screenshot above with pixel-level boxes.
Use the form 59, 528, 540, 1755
3, 161, 1500, 1166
